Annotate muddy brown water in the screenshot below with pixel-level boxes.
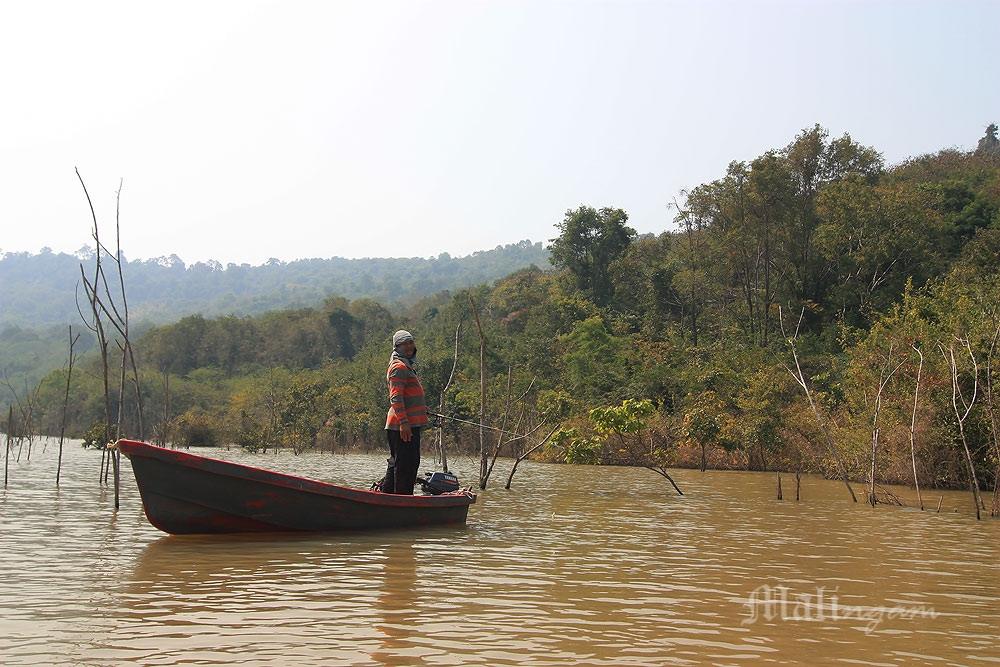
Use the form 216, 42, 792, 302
0, 439, 997, 666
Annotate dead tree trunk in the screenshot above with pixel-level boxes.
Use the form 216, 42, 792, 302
648, 463, 685, 495
159, 369, 172, 447
779, 307, 858, 502
984, 322, 1000, 517
2, 375, 29, 465
485, 408, 545, 489
4, 405, 11, 487
437, 321, 462, 473
942, 340, 984, 520
25, 385, 38, 462
103, 448, 112, 485
2, 375, 42, 465
505, 425, 560, 489
107, 181, 144, 439
482, 365, 512, 490
627, 432, 683, 496
76, 168, 116, 507
909, 344, 925, 510
468, 294, 488, 489
57, 326, 80, 487
116, 341, 128, 438
77, 173, 144, 507
98, 181, 141, 502
868, 343, 903, 506
482, 366, 515, 489
479, 362, 542, 490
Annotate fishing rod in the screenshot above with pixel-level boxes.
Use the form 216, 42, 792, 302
429, 412, 521, 437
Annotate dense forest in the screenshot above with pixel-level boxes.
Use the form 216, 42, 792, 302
0, 239, 548, 327
0, 240, 548, 393
9, 124, 1000, 510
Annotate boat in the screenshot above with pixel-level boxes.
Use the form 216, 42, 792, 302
116, 439, 476, 535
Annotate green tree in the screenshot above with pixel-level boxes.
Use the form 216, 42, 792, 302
589, 399, 683, 494
783, 125, 882, 311
816, 176, 945, 322
731, 366, 787, 471
975, 123, 1000, 158
681, 390, 726, 471
549, 206, 636, 306
559, 316, 631, 405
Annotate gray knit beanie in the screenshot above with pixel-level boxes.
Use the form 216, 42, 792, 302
392, 330, 415, 348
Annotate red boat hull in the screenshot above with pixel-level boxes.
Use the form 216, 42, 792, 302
117, 440, 475, 535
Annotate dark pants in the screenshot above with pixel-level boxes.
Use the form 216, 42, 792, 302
384, 427, 421, 495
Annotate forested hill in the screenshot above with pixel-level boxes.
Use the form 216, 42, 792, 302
0, 239, 548, 395
0, 240, 549, 328
9, 123, 1000, 502
21, 124, 1000, 501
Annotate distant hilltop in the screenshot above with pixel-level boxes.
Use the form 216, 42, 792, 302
0, 240, 549, 328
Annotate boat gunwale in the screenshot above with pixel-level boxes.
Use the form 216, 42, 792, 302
117, 439, 476, 508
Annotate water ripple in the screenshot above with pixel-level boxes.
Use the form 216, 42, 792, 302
1, 439, 998, 665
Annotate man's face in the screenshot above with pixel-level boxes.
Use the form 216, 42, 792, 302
399, 340, 416, 357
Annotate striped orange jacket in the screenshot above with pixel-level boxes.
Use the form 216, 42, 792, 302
385, 358, 429, 429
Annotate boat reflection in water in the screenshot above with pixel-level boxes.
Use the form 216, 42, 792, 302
117, 528, 458, 665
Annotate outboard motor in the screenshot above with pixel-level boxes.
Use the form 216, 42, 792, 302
371, 470, 461, 494
416, 471, 460, 495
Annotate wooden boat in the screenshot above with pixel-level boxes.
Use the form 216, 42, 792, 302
117, 439, 476, 535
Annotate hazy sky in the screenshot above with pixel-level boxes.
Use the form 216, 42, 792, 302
1, 0, 997, 264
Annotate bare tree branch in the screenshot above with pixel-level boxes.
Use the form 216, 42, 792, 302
778, 305, 858, 502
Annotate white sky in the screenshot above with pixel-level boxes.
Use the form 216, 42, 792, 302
1, 0, 997, 264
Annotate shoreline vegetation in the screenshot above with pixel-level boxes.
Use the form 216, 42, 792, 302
4, 124, 1000, 515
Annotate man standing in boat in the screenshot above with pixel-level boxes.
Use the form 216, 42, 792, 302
383, 330, 428, 494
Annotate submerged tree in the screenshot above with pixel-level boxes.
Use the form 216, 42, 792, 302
590, 399, 683, 495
